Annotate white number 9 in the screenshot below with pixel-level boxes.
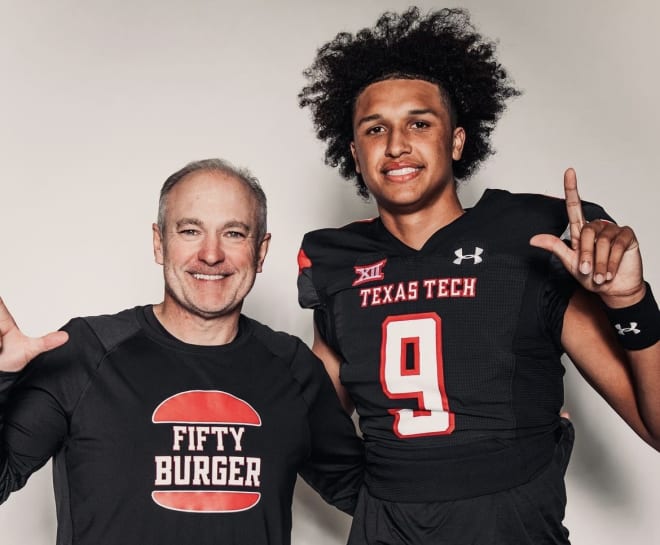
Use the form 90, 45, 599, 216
381, 313, 455, 437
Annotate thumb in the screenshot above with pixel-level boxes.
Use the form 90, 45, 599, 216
531, 233, 580, 278
27, 331, 69, 361
529, 233, 562, 253
530, 234, 575, 270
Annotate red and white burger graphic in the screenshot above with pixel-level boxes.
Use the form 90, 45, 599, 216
152, 390, 262, 513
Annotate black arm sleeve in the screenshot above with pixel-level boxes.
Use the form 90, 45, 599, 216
0, 318, 100, 504
0, 365, 69, 503
291, 342, 364, 515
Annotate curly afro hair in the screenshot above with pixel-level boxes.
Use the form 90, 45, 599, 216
299, 7, 521, 198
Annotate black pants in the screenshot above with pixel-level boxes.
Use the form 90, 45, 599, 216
348, 420, 575, 545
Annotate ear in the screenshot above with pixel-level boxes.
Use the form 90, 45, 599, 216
255, 233, 271, 273
451, 127, 466, 161
350, 141, 361, 174
153, 223, 164, 265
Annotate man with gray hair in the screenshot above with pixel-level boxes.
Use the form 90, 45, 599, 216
0, 158, 363, 545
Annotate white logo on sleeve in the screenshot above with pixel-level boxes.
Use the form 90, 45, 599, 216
615, 322, 641, 335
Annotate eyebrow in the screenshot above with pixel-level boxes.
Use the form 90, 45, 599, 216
175, 218, 204, 229
222, 220, 252, 233
355, 108, 440, 127
174, 218, 253, 233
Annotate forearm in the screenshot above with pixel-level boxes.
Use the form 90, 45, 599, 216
624, 342, 660, 445
0, 370, 67, 503
563, 289, 660, 451
0, 370, 25, 503
602, 283, 660, 444
312, 324, 355, 414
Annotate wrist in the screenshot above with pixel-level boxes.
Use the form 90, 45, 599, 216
600, 284, 647, 309
603, 282, 660, 350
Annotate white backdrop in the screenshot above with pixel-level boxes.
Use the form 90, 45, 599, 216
1, 1, 658, 543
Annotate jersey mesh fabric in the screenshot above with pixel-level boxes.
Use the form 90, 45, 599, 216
298, 189, 610, 503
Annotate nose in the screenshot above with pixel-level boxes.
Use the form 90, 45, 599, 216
198, 233, 225, 265
385, 127, 411, 158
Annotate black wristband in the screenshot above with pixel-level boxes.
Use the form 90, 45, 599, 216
603, 283, 660, 350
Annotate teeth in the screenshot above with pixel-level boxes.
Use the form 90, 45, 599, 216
387, 167, 418, 176
193, 273, 225, 280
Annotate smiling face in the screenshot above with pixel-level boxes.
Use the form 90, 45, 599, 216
153, 170, 269, 326
350, 78, 465, 215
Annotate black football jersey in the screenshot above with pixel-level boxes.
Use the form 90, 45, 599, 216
298, 189, 610, 502
0, 306, 363, 545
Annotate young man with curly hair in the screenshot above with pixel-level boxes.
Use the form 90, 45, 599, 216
297, 7, 659, 544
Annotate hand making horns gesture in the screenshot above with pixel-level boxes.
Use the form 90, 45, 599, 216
0, 297, 69, 373
530, 168, 647, 308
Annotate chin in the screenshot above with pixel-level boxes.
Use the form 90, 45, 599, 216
191, 306, 230, 319
195, 303, 241, 320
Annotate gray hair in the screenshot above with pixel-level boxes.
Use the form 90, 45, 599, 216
157, 158, 267, 242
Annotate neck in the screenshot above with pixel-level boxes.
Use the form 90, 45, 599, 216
379, 186, 464, 250
152, 302, 240, 346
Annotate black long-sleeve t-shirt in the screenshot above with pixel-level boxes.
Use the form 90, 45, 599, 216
0, 306, 363, 545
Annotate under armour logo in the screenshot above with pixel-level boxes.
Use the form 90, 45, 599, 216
453, 247, 483, 265
353, 259, 387, 286
615, 323, 641, 335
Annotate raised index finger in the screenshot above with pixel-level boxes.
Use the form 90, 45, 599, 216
564, 168, 585, 250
